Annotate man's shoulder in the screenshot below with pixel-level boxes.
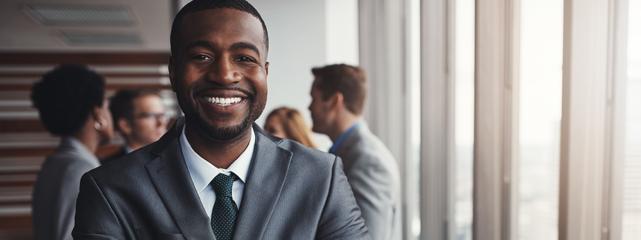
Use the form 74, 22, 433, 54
272, 134, 336, 159
340, 126, 399, 173
86, 142, 158, 184
345, 127, 393, 157
278, 138, 332, 158
259, 132, 339, 173
40, 147, 99, 175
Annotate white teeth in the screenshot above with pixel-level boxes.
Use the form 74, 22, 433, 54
205, 97, 242, 106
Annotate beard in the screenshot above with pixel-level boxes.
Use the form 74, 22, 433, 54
192, 110, 253, 141
184, 96, 265, 142
173, 74, 267, 142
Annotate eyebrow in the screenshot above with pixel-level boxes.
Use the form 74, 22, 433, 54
184, 40, 215, 52
230, 42, 261, 58
183, 40, 261, 58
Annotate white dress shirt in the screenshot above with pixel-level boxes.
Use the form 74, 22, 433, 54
179, 126, 255, 219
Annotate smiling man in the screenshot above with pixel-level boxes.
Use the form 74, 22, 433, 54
72, 0, 369, 239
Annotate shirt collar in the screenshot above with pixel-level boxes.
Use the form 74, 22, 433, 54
329, 122, 360, 154
180, 126, 255, 193
124, 146, 134, 154
62, 137, 100, 165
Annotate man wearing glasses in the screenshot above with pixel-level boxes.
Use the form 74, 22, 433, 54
104, 89, 168, 162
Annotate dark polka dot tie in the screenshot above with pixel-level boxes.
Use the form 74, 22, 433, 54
210, 173, 238, 240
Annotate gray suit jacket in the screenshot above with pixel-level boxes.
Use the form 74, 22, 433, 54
73, 124, 369, 240
334, 124, 401, 240
32, 137, 101, 240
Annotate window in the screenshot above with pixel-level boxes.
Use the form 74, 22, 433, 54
454, 0, 475, 239
622, 0, 641, 238
518, 0, 563, 239
406, 0, 421, 239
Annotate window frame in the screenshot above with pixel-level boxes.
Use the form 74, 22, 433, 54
558, 0, 626, 239
419, 0, 454, 239
472, 0, 520, 239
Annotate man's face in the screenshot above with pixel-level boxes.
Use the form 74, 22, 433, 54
170, 8, 268, 141
98, 99, 115, 145
126, 95, 167, 147
308, 83, 333, 134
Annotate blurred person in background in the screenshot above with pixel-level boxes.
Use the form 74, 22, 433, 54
30, 64, 114, 240
309, 64, 401, 240
103, 89, 168, 163
263, 106, 317, 148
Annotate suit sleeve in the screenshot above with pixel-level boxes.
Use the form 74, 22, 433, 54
72, 173, 123, 240
316, 156, 371, 240
57, 161, 98, 240
345, 154, 396, 240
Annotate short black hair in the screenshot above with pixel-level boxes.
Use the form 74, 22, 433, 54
109, 89, 161, 131
31, 64, 106, 136
170, 0, 269, 56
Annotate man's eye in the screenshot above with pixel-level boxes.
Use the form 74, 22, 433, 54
236, 55, 256, 63
192, 55, 212, 62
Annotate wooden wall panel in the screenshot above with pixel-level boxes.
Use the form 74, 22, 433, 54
0, 52, 169, 65
0, 51, 175, 239
0, 120, 45, 133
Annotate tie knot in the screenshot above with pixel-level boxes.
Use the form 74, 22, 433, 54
211, 173, 235, 197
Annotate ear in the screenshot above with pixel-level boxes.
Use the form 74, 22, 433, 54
329, 92, 344, 109
117, 118, 133, 136
92, 106, 106, 128
265, 61, 270, 76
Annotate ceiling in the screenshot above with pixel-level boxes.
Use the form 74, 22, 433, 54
0, 0, 174, 52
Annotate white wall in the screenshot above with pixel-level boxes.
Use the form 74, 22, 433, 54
252, 0, 325, 139
325, 0, 359, 65
253, 0, 325, 126
253, 0, 358, 149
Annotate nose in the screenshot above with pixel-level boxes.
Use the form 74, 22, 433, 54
156, 116, 167, 127
208, 57, 241, 85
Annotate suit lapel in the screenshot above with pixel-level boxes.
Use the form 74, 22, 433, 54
145, 132, 215, 240
233, 126, 292, 240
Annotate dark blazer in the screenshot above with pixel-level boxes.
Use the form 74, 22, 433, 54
73, 123, 369, 240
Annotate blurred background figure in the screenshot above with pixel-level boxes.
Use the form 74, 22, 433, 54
264, 106, 317, 148
30, 64, 114, 240
103, 89, 168, 162
308, 64, 401, 240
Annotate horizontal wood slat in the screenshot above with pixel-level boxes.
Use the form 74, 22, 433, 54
0, 144, 121, 159
0, 83, 171, 91
0, 148, 55, 158
0, 120, 45, 133
0, 52, 170, 65
0, 214, 32, 240
0, 167, 39, 175
0, 214, 31, 240
0, 72, 168, 79
0, 175, 35, 188
0, 51, 173, 239
0, 215, 31, 229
